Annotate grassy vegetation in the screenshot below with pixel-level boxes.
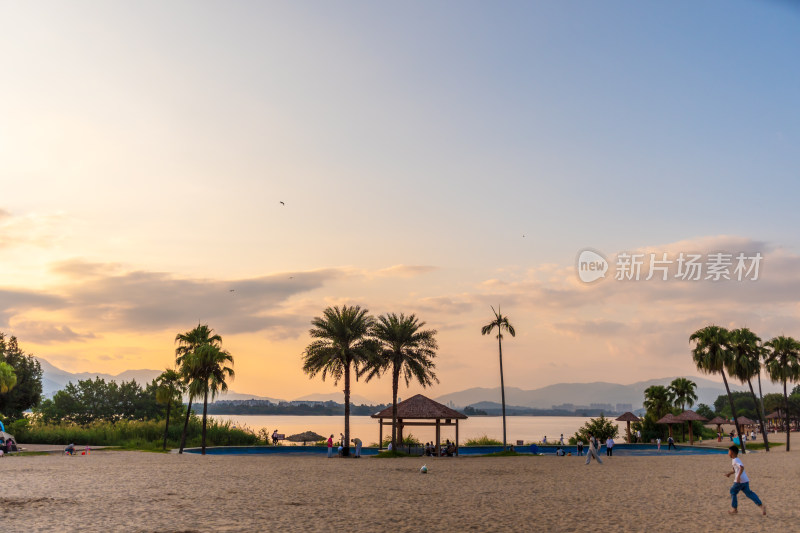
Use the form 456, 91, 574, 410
9, 417, 259, 451
744, 441, 784, 450
464, 435, 503, 446
373, 450, 413, 458
476, 450, 526, 457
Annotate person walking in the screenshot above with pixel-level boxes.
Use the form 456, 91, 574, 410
667, 435, 676, 450
327, 434, 334, 458
725, 445, 766, 515
606, 437, 614, 456
656, 437, 661, 451
585, 434, 603, 465
560, 434, 565, 445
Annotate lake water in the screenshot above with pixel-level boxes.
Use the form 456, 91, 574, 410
209, 414, 626, 445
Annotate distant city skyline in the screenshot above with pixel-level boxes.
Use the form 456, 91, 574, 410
2, 2, 799, 402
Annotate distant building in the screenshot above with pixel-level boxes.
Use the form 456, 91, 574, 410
552, 403, 576, 411
589, 403, 614, 412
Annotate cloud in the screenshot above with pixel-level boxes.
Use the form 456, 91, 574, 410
0, 289, 66, 327
9, 321, 96, 344
373, 265, 438, 278
0, 210, 68, 249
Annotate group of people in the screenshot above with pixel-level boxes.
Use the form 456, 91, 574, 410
0, 436, 17, 456
424, 440, 456, 457
325, 434, 362, 458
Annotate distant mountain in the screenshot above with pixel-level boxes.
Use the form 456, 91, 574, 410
35, 358, 283, 403
293, 392, 379, 405
434, 376, 783, 410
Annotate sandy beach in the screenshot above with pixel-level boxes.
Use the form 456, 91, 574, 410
3, 444, 798, 533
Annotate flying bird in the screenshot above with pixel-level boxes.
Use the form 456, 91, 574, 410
279, 201, 285, 206
229, 289, 235, 292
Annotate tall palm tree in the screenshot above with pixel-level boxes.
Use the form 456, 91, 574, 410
690, 325, 746, 453
643, 385, 673, 421
363, 313, 439, 450
728, 328, 770, 451
481, 306, 515, 450
0, 361, 16, 394
193, 344, 235, 455
764, 335, 800, 452
302, 305, 377, 457
175, 324, 223, 454
155, 369, 183, 451
668, 378, 697, 441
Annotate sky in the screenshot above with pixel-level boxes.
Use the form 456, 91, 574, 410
1, 1, 799, 403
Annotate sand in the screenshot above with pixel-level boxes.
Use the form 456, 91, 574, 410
3, 446, 798, 532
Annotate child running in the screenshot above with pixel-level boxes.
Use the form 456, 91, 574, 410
724, 445, 766, 516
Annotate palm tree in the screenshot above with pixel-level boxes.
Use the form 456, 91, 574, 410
668, 378, 697, 442
192, 344, 235, 455
175, 324, 223, 454
690, 325, 746, 453
481, 306, 515, 450
643, 385, 673, 421
0, 361, 16, 394
728, 328, 770, 451
302, 305, 377, 457
155, 369, 183, 451
764, 335, 800, 452
363, 313, 439, 450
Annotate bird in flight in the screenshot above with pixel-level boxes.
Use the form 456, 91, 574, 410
229, 289, 235, 292
279, 201, 285, 206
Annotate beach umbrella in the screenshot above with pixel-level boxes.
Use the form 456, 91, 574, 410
674, 410, 708, 445
615, 412, 641, 443
656, 413, 680, 439
286, 431, 325, 445
707, 416, 728, 436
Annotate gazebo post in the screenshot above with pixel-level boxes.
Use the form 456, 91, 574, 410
435, 419, 441, 456
379, 418, 383, 450
398, 418, 403, 447
626, 422, 631, 444
455, 419, 460, 457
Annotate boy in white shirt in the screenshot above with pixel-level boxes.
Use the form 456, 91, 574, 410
724, 445, 766, 515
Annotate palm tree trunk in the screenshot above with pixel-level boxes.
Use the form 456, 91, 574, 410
391, 365, 399, 450
343, 361, 351, 457
201, 387, 209, 455
179, 396, 193, 454
784, 379, 790, 452
498, 335, 507, 450
721, 370, 745, 454
757, 369, 765, 422
747, 378, 769, 452
162, 398, 172, 451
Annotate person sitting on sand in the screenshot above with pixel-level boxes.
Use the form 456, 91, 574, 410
556, 447, 565, 456
725, 445, 766, 516
65, 443, 76, 456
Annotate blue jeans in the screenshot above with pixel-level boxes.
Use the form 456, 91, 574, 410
730, 482, 762, 509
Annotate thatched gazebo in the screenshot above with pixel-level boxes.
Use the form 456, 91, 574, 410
675, 410, 708, 445
657, 413, 680, 439
736, 416, 756, 428
615, 412, 641, 443
707, 416, 728, 439
766, 411, 782, 431
371, 394, 468, 456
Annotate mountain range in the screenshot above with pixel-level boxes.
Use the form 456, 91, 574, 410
36, 358, 781, 410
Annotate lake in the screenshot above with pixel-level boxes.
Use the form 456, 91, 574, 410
209, 414, 625, 445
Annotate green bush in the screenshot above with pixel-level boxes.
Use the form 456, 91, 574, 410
12, 416, 258, 451
464, 435, 503, 446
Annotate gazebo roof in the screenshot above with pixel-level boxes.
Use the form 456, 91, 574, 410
615, 412, 641, 422
766, 411, 782, 419
735, 416, 756, 425
707, 416, 729, 425
656, 413, 680, 424
371, 394, 467, 420
675, 410, 708, 422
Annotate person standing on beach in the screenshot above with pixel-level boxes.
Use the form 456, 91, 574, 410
605, 437, 614, 456
656, 437, 661, 451
725, 445, 766, 516
585, 434, 603, 465
327, 435, 334, 458
576, 439, 584, 456
543, 436, 547, 444
667, 435, 676, 450
351, 437, 362, 458
560, 434, 564, 445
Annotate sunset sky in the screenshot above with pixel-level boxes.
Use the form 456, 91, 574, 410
1, 1, 799, 402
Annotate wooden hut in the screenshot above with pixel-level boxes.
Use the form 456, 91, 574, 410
615, 412, 641, 443
371, 394, 468, 456
707, 416, 728, 440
